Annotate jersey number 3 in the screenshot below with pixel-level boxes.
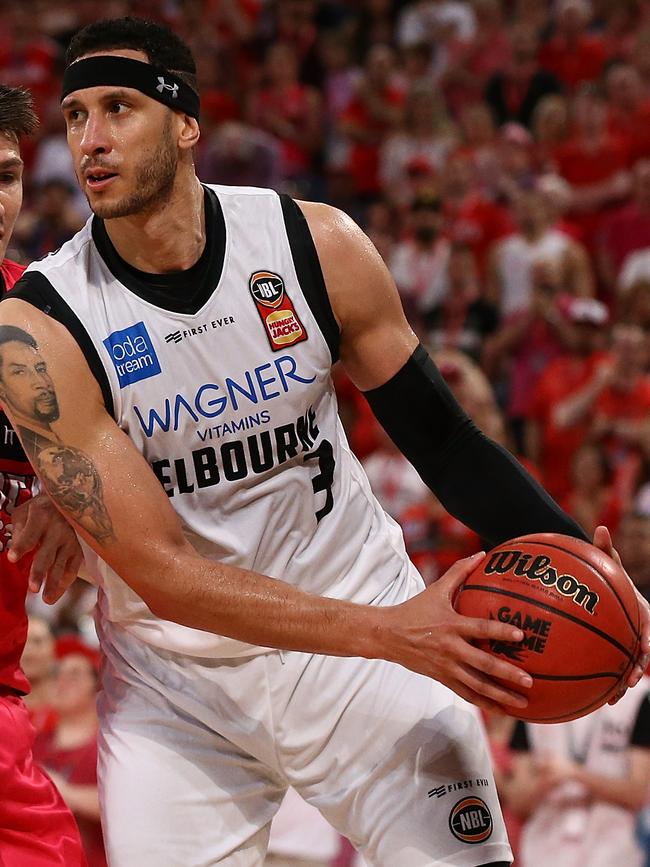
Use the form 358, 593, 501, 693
304, 440, 335, 522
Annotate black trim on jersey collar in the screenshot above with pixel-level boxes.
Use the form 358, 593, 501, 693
5, 270, 115, 418
279, 194, 340, 364
0, 270, 6, 297
91, 186, 226, 315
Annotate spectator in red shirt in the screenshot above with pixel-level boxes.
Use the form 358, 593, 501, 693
605, 63, 650, 164
246, 42, 322, 192
555, 83, 632, 248
539, 0, 607, 92
561, 442, 623, 537
34, 638, 106, 867
554, 323, 650, 503
598, 158, 650, 292
591, 323, 650, 499
526, 296, 610, 501
339, 44, 405, 199
441, 151, 514, 274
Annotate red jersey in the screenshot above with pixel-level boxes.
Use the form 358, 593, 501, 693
0, 258, 36, 694
33, 732, 107, 867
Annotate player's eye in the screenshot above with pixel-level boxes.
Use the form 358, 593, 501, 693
109, 102, 128, 114
35, 362, 48, 374
0, 173, 17, 184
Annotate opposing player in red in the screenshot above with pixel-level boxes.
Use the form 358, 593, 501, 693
0, 83, 87, 867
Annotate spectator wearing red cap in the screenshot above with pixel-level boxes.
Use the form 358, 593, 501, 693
33, 638, 106, 867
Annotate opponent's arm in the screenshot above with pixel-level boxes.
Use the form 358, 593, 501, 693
0, 298, 532, 712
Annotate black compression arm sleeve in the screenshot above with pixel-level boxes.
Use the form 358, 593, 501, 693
364, 344, 588, 547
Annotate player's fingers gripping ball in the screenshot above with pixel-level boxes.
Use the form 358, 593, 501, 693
455, 533, 642, 722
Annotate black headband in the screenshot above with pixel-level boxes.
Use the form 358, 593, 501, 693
61, 55, 200, 120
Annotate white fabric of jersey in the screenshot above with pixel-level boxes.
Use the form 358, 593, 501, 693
25, 185, 419, 657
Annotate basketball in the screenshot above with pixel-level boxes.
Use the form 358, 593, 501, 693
455, 533, 642, 723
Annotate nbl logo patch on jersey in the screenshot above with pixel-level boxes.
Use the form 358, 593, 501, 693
103, 321, 162, 388
448, 797, 493, 845
249, 271, 308, 352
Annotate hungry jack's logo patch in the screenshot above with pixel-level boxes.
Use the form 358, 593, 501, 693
249, 271, 307, 351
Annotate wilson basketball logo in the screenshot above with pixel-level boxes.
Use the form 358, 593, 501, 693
448, 797, 493, 844
249, 272, 285, 308
485, 550, 600, 615
248, 270, 308, 351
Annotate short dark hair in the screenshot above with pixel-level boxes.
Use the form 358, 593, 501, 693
0, 85, 38, 143
65, 16, 198, 94
0, 326, 38, 380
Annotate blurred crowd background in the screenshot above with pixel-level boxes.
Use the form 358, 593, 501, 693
6, 0, 650, 865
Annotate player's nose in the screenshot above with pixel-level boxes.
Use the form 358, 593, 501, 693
79, 113, 112, 157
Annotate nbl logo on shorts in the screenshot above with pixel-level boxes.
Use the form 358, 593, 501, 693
103, 321, 162, 388
448, 797, 493, 845
248, 271, 308, 351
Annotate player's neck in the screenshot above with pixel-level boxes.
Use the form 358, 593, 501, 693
103, 172, 206, 275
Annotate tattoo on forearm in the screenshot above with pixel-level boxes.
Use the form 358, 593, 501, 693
31, 440, 115, 544
0, 324, 116, 544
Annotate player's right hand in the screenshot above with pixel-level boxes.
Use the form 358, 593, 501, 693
7, 493, 83, 603
379, 551, 532, 713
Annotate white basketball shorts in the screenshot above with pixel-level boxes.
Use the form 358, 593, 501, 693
96, 573, 512, 867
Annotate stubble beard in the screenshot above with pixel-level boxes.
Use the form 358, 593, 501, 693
88, 115, 179, 220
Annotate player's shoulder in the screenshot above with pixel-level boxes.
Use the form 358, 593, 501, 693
21, 218, 94, 282
203, 182, 280, 201
294, 199, 373, 264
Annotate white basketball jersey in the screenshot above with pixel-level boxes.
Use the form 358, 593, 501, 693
16, 185, 418, 656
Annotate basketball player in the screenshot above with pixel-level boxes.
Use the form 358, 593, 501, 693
2, 17, 649, 867
0, 83, 87, 867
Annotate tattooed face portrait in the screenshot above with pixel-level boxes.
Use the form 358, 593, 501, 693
0, 326, 60, 425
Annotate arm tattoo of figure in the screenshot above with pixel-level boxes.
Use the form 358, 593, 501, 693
32, 443, 116, 544
0, 324, 116, 544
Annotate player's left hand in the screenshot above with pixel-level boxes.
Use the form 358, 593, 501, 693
592, 525, 650, 700
7, 493, 83, 603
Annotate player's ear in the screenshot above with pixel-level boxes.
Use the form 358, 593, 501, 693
178, 114, 200, 151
